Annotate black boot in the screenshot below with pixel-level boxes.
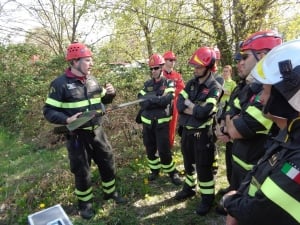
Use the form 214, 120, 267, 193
104, 191, 127, 204
169, 170, 182, 186
196, 194, 214, 216
78, 200, 94, 219
174, 184, 196, 201
148, 169, 160, 181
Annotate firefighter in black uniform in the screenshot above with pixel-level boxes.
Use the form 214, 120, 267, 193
223, 39, 300, 225
43, 42, 126, 220
174, 47, 222, 215
215, 52, 245, 195
223, 30, 282, 192
137, 53, 182, 186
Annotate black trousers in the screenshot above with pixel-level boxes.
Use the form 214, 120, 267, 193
142, 121, 173, 168
181, 128, 215, 184
66, 127, 115, 192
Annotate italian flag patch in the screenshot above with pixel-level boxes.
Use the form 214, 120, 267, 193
281, 162, 300, 184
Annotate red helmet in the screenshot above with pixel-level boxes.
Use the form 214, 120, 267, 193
149, 54, 165, 67
66, 42, 92, 61
240, 30, 282, 52
214, 47, 221, 60
163, 51, 176, 60
189, 47, 216, 70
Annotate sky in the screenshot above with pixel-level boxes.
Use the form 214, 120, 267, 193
0, 0, 111, 45
0, 0, 39, 43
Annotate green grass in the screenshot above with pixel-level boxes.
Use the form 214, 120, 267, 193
0, 126, 228, 225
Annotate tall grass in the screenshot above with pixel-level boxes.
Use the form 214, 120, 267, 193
0, 127, 227, 225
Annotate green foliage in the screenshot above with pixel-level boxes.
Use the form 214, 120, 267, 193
0, 127, 227, 225
0, 43, 67, 144
279, 14, 300, 41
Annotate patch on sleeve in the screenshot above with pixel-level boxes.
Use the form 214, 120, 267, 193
67, 83, 77, 90
49, 86, 56, 94
169, 80, 175, 87
281, 162, 300, 184
213, 89, 220, 97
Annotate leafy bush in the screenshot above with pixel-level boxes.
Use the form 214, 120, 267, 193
0, 43, 149, 148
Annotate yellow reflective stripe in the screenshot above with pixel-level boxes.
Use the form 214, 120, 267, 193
158, 117, 172, 124
141, 116, 152, 125
101, 88, 106, 97
102, 178, 116, 194
180, 90, 188, 99
200, 189, 215, 194
141, 116, 172, 124
46, 97, 101, 109
75, 187, 93, 195
246, 105, 273, 130
185, 174, 197, 187
248, 183, 257, 197
206, 97, 217, 105
103, 186, 116, 194
148, 158, 160, 164
161, 161, 176, 173
75, 187, 93, 201
186, 174, 197, 181
77, 193, 94, 201
82, 125, 99, 130
149, 164, 161, 170
148, 158, 161, 170
102, 179, 115, 187
199, 180, 215, 194
139, 90, 146, 95
261, 177, 300, 223
232, 155, 254, 171
199, 180, 215, 186
164, 87, 175, 93
233, 98, 241, 109
45, 98, 62, 107
257, 130, 269, 134
248, 176, 261, 197
185, 179, 195, 187
185, 120, 213, 129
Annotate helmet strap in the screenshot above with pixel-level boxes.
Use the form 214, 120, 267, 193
76, 59, 88, 76
195, 68, 209, 82
251, 50, 260, 62
263, 87, 298, 120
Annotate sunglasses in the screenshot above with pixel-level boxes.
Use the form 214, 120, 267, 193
150, 67, 160, 71
167, 59, 176, 62
241, 53, 251, 61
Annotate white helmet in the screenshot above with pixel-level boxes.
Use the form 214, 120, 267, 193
251, 39, 300, 111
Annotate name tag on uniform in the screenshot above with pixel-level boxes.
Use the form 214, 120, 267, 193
67, 83, 77, 90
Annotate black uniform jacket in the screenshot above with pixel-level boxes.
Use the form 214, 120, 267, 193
43, 68, 115, 126
138, 76, 174, 122
177, 74, 221, 129
229, 82, 274, 169
224, 118, 300, 225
